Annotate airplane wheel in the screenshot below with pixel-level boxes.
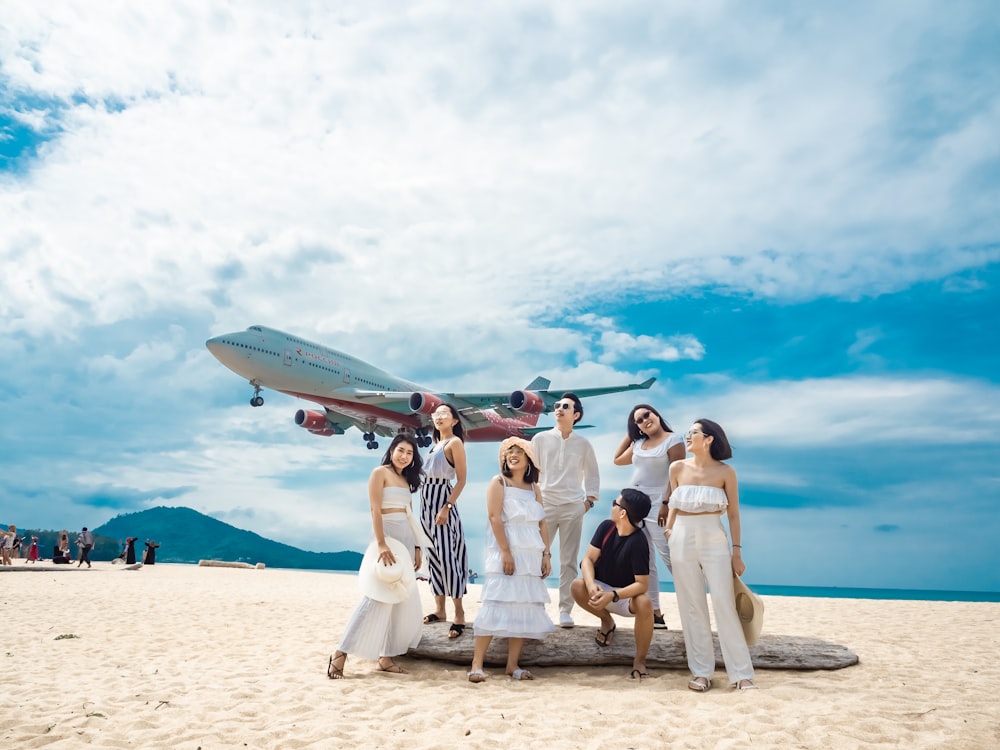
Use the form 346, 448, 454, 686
371, 441, 379, 450
366, 441, 375, 450
250, 396, 264, 407
363, 432, 374, 441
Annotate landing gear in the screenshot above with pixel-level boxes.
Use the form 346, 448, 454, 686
415, 427, 432, 448
249, 381, 264, 407
366, 440, 379, 450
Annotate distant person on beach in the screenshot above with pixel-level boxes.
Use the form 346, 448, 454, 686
143, 540, 160, 564
327, 434, 432, 679
76, 527, 94, 567
0, 525, 15, 565
26, 536, 39, 563
125, 537, 138, 564
613, 404, 686, 630
59, 530, 71, 557
532, 392, 600, 628
571, 489, 654, 680
420, 403, 469, 639
665, 419, 756, 692
468, 438, 554, 683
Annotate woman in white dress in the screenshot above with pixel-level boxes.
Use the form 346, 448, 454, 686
665, 419, 756, 692
468, 438, 553, 682
613, 404, 685, 628
328, 434, 432, 678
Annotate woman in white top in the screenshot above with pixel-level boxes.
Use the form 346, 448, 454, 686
666, 419, 756, 692
613, 404, 685, 629
419, 403, 469, 638
328, 434, 431, 679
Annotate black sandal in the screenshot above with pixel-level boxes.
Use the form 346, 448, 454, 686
448, 623, 466, 639
327, 652, 345, 680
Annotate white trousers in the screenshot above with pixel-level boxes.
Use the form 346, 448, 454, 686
671, 514, 754, 683
543, 501, 585, 614
635, 483, 672, 610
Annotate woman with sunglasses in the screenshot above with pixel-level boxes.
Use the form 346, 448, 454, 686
420, 403, 469, 639
613, 404, 685, 629
665, 419, 756, 692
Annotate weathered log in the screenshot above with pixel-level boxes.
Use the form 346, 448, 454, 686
197, 559, 256, 569
408, 624, 858, 670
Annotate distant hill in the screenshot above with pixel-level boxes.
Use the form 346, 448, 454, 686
93, 506, 362, 571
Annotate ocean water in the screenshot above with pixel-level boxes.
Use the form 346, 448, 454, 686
540, 577, 1000, 603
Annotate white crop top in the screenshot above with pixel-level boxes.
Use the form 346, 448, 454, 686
630, 434, 683, 490
670, 485, 728, 513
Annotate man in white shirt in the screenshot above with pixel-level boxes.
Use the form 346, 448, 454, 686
531, 392, 600, 627
76, 527, 95, 568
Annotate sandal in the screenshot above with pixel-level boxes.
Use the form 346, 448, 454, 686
509, 668, 534, 681
736, 679, 758, 691
448, 623, 466, 639
688, 676, 712, 692
423, 613, 445, 624
595, 622, 616, 647
467, 669, 487, 683
327, 652, 346, 680
376, 657, 407, 674
630, 669, 649, 680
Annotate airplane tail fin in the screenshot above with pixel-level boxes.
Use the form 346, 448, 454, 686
524, 376, 551, 391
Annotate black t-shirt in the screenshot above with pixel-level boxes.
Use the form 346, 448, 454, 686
589, 520, 649, 588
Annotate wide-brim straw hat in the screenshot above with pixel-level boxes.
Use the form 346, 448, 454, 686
358, 536, 414, 604
498, 437, 538, 472
733, 575, 764, 646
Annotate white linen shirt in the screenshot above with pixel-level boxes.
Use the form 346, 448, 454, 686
531, 428, 600, 507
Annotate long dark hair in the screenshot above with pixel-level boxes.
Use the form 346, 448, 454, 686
431, 403, 466, 443
695, 418, 733, 461
626, 403, 672, 443
381, 434, 424, 492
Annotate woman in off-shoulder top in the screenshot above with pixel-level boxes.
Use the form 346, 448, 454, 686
327, 434, 432, 679
665, 419, 756, 692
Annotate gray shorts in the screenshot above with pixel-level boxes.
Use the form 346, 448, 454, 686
594, 579, 636, 618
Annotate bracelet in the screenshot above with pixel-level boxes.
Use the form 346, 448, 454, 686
446, 503, 454, 509
661, 500, 670, 506
541, 552, 552, 557
732, 544, 742, 548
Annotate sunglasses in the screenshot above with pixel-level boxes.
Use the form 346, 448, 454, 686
553, 402, 574, 411
634, 410, 653, 425
685, 430, 705, 439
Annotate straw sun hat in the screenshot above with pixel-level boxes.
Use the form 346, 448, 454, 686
358, 537, 414, 604
733, 575, 764, 646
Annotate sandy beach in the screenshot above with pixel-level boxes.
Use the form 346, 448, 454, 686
1, 563, 997, 749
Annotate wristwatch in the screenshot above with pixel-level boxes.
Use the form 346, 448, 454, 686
611, 590, 620, 603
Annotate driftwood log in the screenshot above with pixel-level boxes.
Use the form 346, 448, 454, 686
408, 624, 858, 671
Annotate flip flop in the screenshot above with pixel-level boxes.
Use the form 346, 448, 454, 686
423, 613, 445, 624
509, 668, 534, 681
595, 622, 617, 647
688, 677, 712, 692
448, 623, 466, 639
630, 669, 649, 680
736, 679, 758, 691
468, 669, 487, 683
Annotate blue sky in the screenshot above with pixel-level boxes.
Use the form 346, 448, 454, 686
2, 2, 998, 592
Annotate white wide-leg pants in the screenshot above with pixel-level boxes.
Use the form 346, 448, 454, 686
671, 513, 754, 683
543, 501, 585, 614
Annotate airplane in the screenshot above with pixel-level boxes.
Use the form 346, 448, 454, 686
205, 325, 655, 449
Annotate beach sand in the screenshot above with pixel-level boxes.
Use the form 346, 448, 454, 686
1, 563, 997, 749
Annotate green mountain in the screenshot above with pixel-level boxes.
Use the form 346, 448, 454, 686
93, 506, 362, 570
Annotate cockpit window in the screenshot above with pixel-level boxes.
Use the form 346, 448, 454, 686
249, 326, 262, 332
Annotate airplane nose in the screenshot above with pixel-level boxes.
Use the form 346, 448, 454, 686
205, 335, 226, 356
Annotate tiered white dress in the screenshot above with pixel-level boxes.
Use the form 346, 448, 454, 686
473, 483, 554, 640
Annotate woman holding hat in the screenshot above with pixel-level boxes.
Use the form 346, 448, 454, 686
419, 403, 469, 639
665, 419, 757, 692
328, 434, 433, 679
613, 404, 685, 629
467, 438, 554, 683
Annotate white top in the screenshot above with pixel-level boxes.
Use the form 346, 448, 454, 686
630, 433, 684, 492
381, 487, 434, 548
670, 485, 728, 513
531, 429, 600, 506
424, 438, 456, 480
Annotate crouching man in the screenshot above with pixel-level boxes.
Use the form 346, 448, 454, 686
571, 488, 654, 679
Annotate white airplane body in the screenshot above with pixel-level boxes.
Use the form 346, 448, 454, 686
206, 325, 655, 449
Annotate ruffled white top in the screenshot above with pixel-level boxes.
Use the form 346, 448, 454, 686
670, 485, 728, 513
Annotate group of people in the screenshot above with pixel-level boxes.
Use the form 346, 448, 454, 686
328, 397, 757, 692
0, 527, 160, 567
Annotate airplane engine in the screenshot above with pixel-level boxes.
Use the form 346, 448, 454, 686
294, 409, 339, 436
408, 392, 444, 416
509, 390, 545, 414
